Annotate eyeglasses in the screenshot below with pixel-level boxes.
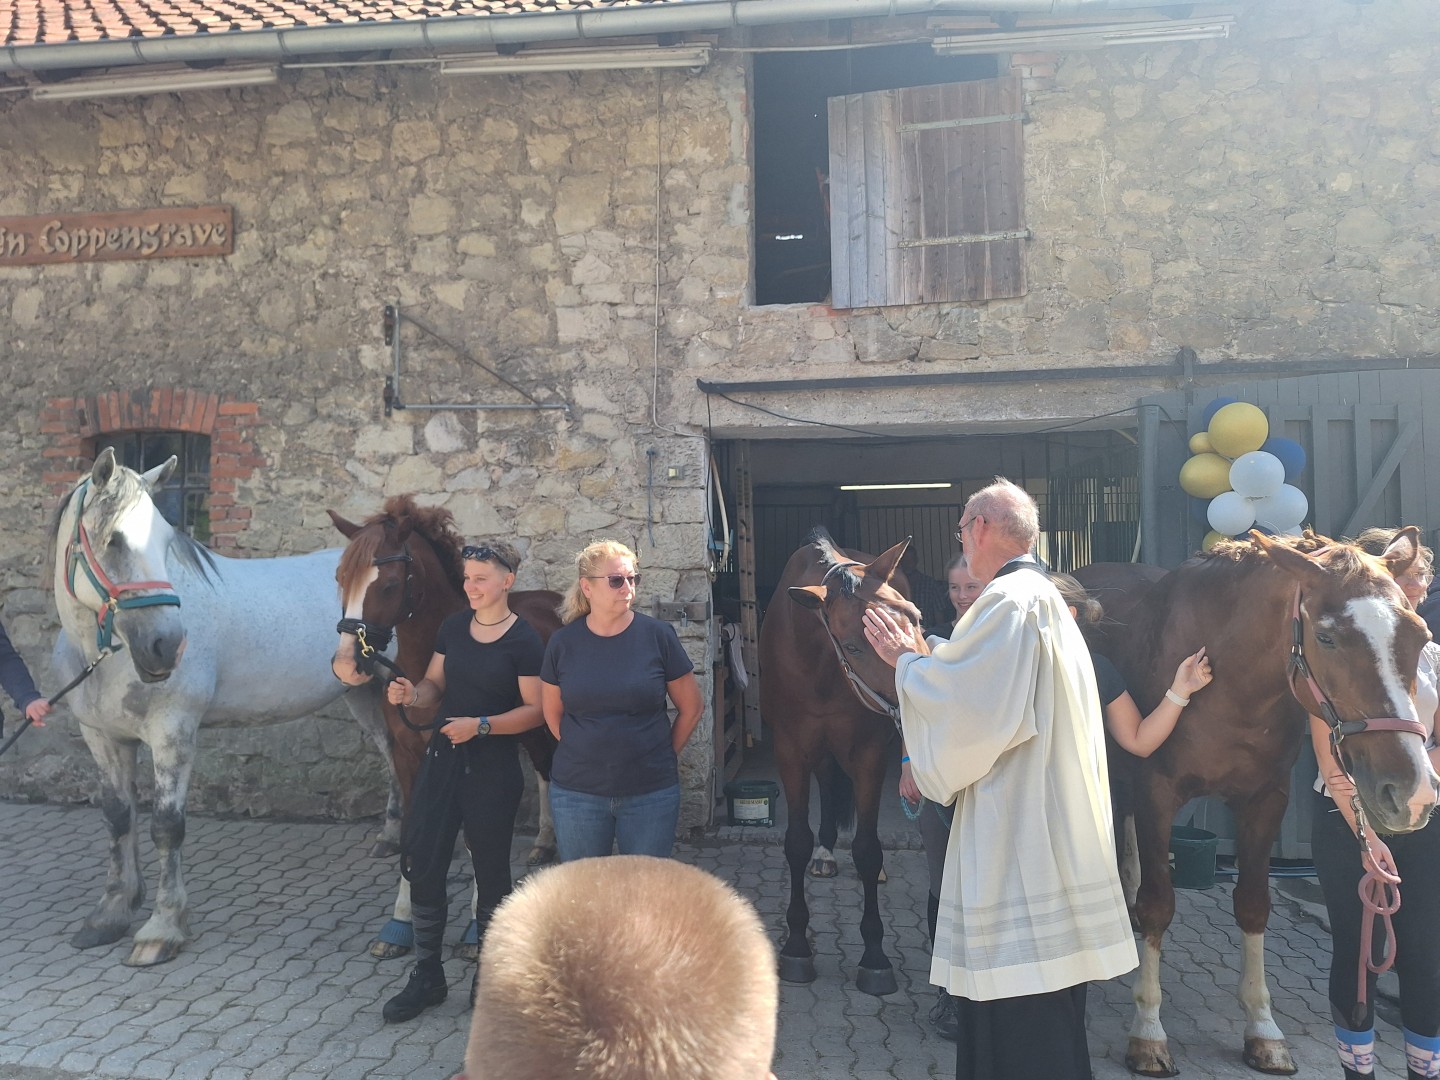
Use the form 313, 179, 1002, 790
585, 574, 641, 589
954, 516, 983, 545
461, 545, 514, 573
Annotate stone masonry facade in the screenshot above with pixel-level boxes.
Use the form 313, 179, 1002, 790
1, 0, 1436, 823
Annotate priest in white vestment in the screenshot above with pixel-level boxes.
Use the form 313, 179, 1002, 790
864, 479, 1136, 1080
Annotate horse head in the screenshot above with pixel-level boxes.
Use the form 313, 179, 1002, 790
330, 496, 463, 683
1254, 528, 1439, 834
788, 534, 920, 720
56, 446, 192, 682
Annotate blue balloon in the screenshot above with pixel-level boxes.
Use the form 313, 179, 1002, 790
1200, 396, 1241, 428
1188, 495, 1212, 525
1261, 436, 1306, 484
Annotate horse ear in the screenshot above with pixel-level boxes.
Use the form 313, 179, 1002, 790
1379, 525, 1422, 578
789, 585, 828, 610
1250, 530, 1328, 588
140, 455, 178, 491
327, 510, 362, 539
91, 445, 118, 489
868, 537, 912, 585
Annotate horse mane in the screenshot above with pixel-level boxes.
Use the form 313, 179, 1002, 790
1201, 529, 1376, 584
336, 495, 466, 596
47, 470, 217, 584
806, 526, 860, 595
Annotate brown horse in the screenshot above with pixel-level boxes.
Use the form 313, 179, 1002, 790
329, 496, 561, 957
760, 527, 916, 995
1079, 529, 1439, 1077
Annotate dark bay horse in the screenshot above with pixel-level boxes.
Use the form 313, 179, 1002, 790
1080, 530, 1439, 1076
760, 528, 916, 995
329, 496, 561, 957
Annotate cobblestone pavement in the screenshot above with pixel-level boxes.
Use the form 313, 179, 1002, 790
0, 801, 1412, 1080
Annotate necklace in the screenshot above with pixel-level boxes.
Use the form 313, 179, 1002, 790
473, 611, 513, 627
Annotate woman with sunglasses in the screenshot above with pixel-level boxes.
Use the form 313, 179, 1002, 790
540, 540, 703, 860
377, 540, 545, 1024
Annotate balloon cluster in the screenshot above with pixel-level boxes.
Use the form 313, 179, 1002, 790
1178, 397, 1308, 551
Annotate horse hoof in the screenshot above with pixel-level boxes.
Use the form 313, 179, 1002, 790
527, 844, 557, 866
855, 966, 898, 996
1125, 1038, 1179, 1077
1242, 1038, 1297, 1075
369, 940, 412, 959
777, 954, 817, 984
70, 923, 128, 950
124, 939, 182, 967
808, 858, 838, 879
368, 839, 400, 858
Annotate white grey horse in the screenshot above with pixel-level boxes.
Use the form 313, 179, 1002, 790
52, 447, 396, 966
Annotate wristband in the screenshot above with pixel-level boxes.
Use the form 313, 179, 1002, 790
900, 755, 910, 764
409, 686, 421, 707
1165, 689, 1190, 708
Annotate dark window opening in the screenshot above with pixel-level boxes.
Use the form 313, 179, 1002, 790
752, 45, 999, 306
95, 431, 212, 543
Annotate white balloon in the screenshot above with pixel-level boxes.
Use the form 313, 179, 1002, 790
1253, 485, 1308, 530
1228, 451, 1286, 499
1278, 523, 1305, 537
1207, 490, 1257, 536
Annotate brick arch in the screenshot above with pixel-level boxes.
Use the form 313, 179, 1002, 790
42, 388, 262, 552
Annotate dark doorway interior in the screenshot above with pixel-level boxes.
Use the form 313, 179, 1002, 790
751, 45, 998, 306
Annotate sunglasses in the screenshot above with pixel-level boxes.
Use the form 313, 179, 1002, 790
585, 573, 641, 589
461, 545, 514, 573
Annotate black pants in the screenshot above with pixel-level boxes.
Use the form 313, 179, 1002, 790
954, 983, 1091, 1080
1311, 790, 1440, 1037
408, 736, 525, 927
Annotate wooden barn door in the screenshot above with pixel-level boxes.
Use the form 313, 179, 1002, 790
1137, 367, 1440, 859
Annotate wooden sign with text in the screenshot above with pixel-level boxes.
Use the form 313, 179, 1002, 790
0, 206, 233, 266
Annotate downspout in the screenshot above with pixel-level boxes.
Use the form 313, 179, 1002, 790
2, 0, 1218, 74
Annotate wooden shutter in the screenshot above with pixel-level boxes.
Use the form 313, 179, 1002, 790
827, 75, 1026, 308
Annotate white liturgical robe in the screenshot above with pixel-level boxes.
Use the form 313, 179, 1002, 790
896, 562, 1138, 1001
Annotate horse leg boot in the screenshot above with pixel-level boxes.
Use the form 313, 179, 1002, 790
72, 730, 144, 949
382, 902, 448, 1023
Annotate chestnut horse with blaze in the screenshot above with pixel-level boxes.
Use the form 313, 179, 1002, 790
330, 496, 561, 958
760, 528, 916, 995
1077, 529, 1438, 1077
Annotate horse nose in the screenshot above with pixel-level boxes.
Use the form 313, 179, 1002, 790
131, 628, 186, 681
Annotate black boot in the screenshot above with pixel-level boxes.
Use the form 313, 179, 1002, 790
929, 987, 959, 1042
383, 903, 448, 1023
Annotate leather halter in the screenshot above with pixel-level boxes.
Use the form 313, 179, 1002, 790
816, 560, 904, 730
335, 543, 440, 734
64, 478, 181, 652
1284, 563, 1428, 1016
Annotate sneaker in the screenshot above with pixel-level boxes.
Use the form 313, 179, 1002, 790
383, 964, 448, 1023
928, 988, 959, 1043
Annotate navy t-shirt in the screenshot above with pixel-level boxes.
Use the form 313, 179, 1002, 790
540, 612, 694, 797
434, 612, 545, 759
1090, 651, 1128, 710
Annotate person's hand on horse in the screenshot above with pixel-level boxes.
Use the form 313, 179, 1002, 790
386, 677, 415, 707
862, 607, 925, 668
1172, 647, 1213, 699
24, 699, 51, 727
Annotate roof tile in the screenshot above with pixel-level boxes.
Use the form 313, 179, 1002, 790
2, 0, 681, 46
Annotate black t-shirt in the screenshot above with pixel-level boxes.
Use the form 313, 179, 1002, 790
540, 612, 694, 797
1090, 651, 1128, 710
434, 612, 545, 756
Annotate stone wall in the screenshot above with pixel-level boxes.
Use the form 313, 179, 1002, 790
2, 0, 1436, 822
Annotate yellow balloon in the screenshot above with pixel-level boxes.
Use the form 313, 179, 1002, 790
1202, 530, 1227, 552
1188, 431, 1213, 454
1179, 453, 1234, 499
1207, 402, 1269, 458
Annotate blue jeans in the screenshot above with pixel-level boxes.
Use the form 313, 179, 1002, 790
549, 781, 680, 861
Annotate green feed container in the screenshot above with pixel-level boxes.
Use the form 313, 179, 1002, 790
724, 780, 780, 827
1169, 825, 1219, 890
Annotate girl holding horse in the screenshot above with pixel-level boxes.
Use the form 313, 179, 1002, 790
540, 540, 702, 860
379, 540, 546, 1023
1310, 528, 1440, 1080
